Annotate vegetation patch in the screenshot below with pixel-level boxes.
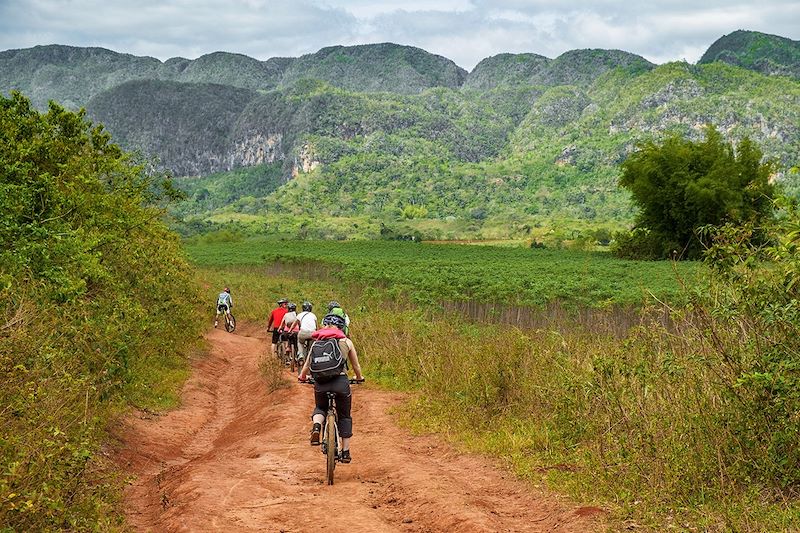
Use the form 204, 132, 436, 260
0, 93, 204, 530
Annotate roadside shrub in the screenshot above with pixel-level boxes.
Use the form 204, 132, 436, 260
0, 92, 203, 530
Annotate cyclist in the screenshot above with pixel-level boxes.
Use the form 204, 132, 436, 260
296, 301, 318, 363
266, 298, 288, 357
299, 313, 363, 463
214, 287, 233, 328
279, 302, 300, 365
327, 300, 350, 336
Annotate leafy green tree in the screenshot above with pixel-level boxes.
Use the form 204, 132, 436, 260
0, 92, 202, 530
616, 126, 776, 259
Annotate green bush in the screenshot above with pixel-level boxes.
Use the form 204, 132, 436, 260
0, 92, 203, 530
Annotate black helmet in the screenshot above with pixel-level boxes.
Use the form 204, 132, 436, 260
302, 301, 312, 312
327, 300, 340, 311
287, 302, 297, 311
277, 298, 288, 304
322, 313, 346, 330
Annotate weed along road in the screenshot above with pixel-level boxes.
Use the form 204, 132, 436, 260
116, 326, 604, 532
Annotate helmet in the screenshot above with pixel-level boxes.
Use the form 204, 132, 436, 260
327, 300, 340, 311
302, 301, 312, 312
287, 302, 297, 311
322, 313, 346, 330
277, 298, 288, 304
224, 287, 230, 293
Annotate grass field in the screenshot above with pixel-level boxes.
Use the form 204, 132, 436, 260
194, 256, 799, 533
187, 238, 700, 308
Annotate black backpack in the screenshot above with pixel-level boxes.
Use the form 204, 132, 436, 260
309, 338, 346, 382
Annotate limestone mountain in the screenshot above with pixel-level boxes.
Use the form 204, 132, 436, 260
278, 43, 467, 94
699, 30, 800, 79
0, 42, 466, 110
464, 49, 653, 91
3, 32, 800, 240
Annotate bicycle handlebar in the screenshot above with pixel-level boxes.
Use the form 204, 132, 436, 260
299, 377, 365, 385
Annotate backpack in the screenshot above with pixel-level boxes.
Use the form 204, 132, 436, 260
309, 338, 346, 382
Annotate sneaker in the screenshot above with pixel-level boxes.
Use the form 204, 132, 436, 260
341, 450, 351, 463
213, 321, 218, 328
310, 423, 321, 446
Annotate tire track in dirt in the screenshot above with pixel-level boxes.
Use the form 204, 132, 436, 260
115, 327, 606, 532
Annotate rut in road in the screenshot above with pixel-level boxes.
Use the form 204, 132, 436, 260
116, 327, 606, 532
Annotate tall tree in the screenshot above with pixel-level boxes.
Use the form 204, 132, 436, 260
616, 125, 775, 259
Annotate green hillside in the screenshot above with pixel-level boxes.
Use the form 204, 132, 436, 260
279, 43, 467, 94
699, 30, 800, 79
4, 34, 800, 240
0, 42, 467, 110
162, 61, 800, 240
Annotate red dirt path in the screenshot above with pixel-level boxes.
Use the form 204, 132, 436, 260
115, 327, 606, 532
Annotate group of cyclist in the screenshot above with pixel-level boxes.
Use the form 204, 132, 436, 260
215, 289, 362, 464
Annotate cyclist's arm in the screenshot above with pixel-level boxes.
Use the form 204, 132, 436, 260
299, 352, 311, 380
344, 339, 363, 380
266, 313, 275, 331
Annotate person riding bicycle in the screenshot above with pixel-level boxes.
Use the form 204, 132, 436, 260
214, 287, 233, 328
299, 313, 363, 463
267, 298, 288, 357
327, 300, 350, 336
279, 302, 300, 365
296, 301, 318, 363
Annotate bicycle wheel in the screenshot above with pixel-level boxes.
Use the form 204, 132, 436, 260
276, 340, 285, 363
325, 413, 336, 485
225, 314, 236, 333
289, 344, 297, 373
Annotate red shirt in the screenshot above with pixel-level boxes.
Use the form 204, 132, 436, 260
268, 307, 287, 330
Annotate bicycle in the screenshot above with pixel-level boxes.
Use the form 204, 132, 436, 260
301, 377, 364, 485
284, 332, 298, 372
217, 304, 236, 333
275, 331, 285, 362
276, 331, 297, 371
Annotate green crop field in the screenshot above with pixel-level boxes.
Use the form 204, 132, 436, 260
186, 238, 699, 307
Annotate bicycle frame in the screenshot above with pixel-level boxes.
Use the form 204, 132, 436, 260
302, 378, 363, 485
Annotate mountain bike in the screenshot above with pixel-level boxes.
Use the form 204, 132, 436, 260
217, 304, 236, 333
276, 332, 297, 371
302, 377, 364, 485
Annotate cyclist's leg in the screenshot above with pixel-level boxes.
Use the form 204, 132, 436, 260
270, 329, 280, 356
332, 376, 353, 461
310, 384, 328, 444
331, 376, 353, 440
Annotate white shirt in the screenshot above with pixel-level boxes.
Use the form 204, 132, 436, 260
297, 311, 318, 332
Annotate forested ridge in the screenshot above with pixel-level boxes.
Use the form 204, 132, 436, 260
2, 30, 799, 240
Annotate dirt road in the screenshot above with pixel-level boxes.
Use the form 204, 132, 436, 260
116, 327, 605, 532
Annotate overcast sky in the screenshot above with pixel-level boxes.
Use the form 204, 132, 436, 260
1, 0, 798, 70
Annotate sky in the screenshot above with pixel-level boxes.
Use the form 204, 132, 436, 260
1, 0, 799, 70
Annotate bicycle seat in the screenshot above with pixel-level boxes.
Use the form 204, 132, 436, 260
326, 391, 336, 399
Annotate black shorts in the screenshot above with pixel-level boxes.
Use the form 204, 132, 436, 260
271, 329, 281, 344
217, 304, 229, 313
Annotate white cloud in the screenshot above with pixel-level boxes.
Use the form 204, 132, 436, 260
0, 0, 798, 69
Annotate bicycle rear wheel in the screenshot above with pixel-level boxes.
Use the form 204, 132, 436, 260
325, 414, 336, 485
276, 340, 285, 363
225, 314, 236, 333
